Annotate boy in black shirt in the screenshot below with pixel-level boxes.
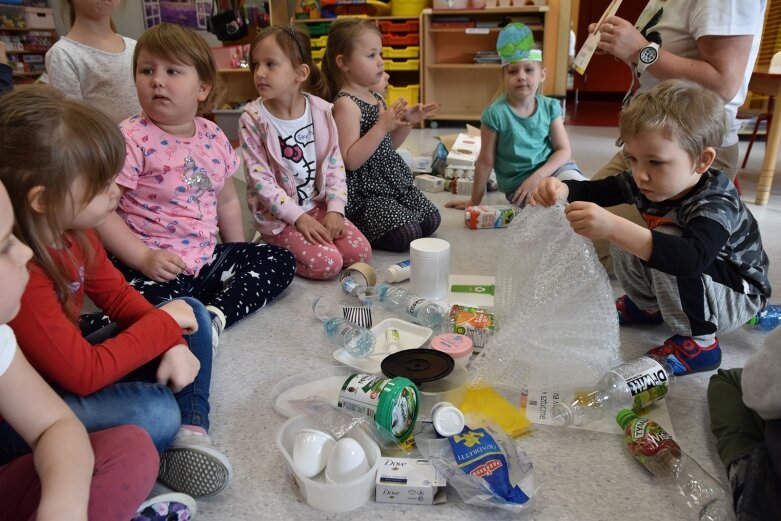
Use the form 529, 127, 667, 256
531, 80, 770, 376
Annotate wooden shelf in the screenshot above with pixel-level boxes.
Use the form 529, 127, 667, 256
294, 15, 417, 23
428, 63, 502, 69
218, 68, 251, 74
12, 70, 44, 76
428, 25, 543, 33
6, 49, 47, 54
0, 27, 55, 32
427, 6, 548, 14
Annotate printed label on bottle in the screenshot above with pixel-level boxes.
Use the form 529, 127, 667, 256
391, 386, 416, 437
338, 373, 386, 419
341, 277, 360, 294
406, 297, 427, 317
522, 388, 564, 425
625, 417, 681, 471
611, 358, 669, 410
396, 260, 411, 268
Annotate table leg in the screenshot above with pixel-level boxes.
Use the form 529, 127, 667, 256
755, 84, 781, 205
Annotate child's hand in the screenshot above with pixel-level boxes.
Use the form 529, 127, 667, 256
511, 174, 544, 207
403, 103, 438, 125
530, 177, 568, 207
565, 201, 616, 240
379, 99, 410, 132
156, 344, 200, 393
445, 198, 478, 210
141, 249, 187, 282
160, 299, 199, 333
295, 213, 333, 246
323, 211, 345, 240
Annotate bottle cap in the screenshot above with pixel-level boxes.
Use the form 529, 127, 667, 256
616, 409, 636, 429
381, 349, 454, 385
432, 402, 465, 437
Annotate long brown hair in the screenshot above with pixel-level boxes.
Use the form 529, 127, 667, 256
0, 86, 125, 320
321, 19, 381, 102
249, 24, 329, 100
134, 23, 224, 114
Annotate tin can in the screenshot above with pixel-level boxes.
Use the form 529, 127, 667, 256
338, 373, 418, 441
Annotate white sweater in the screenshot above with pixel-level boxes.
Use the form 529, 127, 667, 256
45, 36, 140, 124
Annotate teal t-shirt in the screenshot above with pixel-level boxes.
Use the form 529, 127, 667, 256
480, 94, 562, 194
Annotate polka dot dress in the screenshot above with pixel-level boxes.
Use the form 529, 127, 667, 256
335, 91, 438, 242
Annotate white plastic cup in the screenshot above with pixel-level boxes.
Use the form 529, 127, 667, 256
410, 238, 450, 301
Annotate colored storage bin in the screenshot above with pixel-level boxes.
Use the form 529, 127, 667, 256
312, 47, 326, 60
378, 19, 419, 33
391, 0, 429, 16
382, 33, 419, 46
384, 58, 419, 71
382, 46, 419, 59
387, 84, 419, 106
23, 7, 53, 29
302, 21, 331, 36
310, 35, 328, 48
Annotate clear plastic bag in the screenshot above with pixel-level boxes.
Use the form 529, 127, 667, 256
472, 203, 621, 391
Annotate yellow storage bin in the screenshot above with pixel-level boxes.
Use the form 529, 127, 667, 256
310, 35, 328, 48
382, 46, 419, 59
385, 59, 419, 71
312, 48, 326, 60
387, 84, 419, 106
391, 0, 429, 16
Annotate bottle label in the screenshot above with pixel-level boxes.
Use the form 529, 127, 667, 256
625, 417, 681, 469
396, 260, 411, 268
338, 373, 386, 419
406, 297, 427, 317
611, 357, 670, 411
341, 277, 360, 295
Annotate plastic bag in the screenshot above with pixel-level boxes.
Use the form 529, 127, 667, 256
472, 203, 620, 392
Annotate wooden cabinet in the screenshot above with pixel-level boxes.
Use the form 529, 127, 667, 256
421, 6, 557, 122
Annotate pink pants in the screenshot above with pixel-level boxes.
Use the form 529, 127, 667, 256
0, 425, 158, 521
263, 207, 372, 280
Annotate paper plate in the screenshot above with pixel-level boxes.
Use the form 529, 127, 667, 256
333, 318, 433, 374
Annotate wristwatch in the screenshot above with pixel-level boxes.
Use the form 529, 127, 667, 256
636, 42, 660, 76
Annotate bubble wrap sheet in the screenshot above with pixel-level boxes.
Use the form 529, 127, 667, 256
472, 204, 620, 391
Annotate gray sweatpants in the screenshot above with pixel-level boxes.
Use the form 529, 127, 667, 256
612, 244, 764, 343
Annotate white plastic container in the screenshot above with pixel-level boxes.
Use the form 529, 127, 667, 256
381, 259, 411, 283
417, 365, 468, 419
431, 401, 465, 437
410, 238, 450, 301
276, 415, 381, 512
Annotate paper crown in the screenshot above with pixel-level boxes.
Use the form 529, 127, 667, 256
496, 23, 542, 65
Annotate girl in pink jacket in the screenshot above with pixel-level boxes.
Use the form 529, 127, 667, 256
239, 25, 371, 279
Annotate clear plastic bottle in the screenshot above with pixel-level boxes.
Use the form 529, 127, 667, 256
616, 410, 735, 521
376, 283, 448, 329
312, 296, 375, 357
550, 356, 673, 427
746, 304, 780, 331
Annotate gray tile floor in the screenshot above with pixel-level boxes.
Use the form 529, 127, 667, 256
195, 125, 780, 520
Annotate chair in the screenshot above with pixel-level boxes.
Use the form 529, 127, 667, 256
741, 51, 781, 170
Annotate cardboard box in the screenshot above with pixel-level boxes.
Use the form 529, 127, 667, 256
375, 458, 446, 505
414, 174, 445, 193
465, 205, 517, 229
436, 123, 480, 152
450, 178, 474, 195
446, 133, 480, 167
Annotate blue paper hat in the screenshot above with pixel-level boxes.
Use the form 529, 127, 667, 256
497, 23, 542, 65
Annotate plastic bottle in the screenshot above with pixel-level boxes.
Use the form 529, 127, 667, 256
616, 410, 735, 521
312, 296, 375, 357
746, 304, 780, 331
377, 283, 448, 329
550, 356, 673, 427
380, 260, 411, 283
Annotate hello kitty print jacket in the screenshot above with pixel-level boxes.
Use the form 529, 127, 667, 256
239, 93, 348, 236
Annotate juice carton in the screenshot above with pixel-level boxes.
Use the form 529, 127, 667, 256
465, 205, 516, 229
449, 304, 495, 350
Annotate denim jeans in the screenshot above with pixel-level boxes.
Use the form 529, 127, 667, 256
0, 297, 213, 464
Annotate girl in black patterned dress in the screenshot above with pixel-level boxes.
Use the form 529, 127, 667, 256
322, 19, 440, 252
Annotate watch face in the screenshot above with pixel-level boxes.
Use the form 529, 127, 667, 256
640, 46, 658, 64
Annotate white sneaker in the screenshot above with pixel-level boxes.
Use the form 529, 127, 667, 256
158, 428, 233, 497
133, 492, 197, 520
206, 310, 224, 357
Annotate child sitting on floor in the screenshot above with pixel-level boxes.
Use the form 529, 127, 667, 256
532, 79, 770, 376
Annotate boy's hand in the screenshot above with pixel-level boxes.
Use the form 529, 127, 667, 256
322, 212, 345, 240
565, 201, 616, 240
156, 344, 200, 393
444, 198, 478, 210
141, 249, 187, 282
379, 99, 410, 132
160, 299, 199, 333
403, 103, 438, 125
295, 213, 332, 246
530, 177, 568, 207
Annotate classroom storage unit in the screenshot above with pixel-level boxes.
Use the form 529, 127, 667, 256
0, 2, 56, 86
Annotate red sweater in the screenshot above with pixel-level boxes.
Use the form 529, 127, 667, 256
9, 231, 184, 396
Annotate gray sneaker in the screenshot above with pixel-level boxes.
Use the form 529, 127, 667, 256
207, 312, 222, 356
158, 428, 233, 497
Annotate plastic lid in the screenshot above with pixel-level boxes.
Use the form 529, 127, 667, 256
616, 409, 637, 429
381, 349, 454, 385
432, 403, 465, 437
410, 238, 450, 257
430, 333, 473, 358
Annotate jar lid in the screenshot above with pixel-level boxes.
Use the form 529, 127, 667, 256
432, 403, 465, 437
430, 333, 473, 358
381, 349, 454, 385
410, 238, 450, 255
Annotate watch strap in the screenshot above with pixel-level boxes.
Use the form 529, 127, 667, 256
636, 42, 660, 77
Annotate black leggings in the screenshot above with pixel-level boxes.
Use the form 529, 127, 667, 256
372, 211, 441, 252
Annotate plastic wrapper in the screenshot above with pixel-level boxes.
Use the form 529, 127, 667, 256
472, 203, 620, 392
288, 397, 413, 456
416, 414, 538, 515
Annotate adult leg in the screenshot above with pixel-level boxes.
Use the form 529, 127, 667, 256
189, 242, 295, 328
0, 425, 159, 521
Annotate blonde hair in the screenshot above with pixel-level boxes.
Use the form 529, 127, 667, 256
0, 86, 125, 320
321, 19, 381, 101
619, 79, 726, 159
250, 24, 329, 100
134, 23, 224, 114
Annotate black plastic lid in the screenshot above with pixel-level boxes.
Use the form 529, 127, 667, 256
381, 349, 455, 386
